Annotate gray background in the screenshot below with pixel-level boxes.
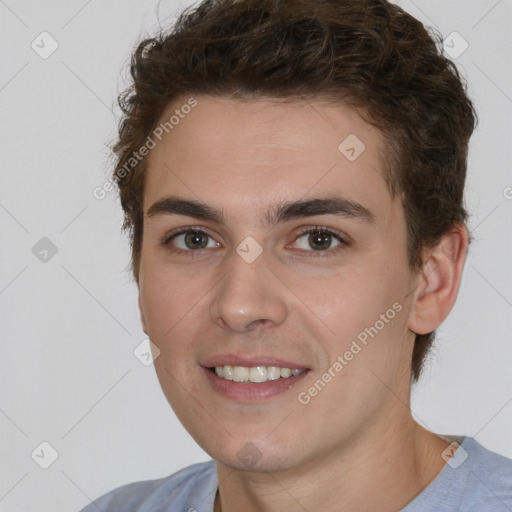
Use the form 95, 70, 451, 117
1, 0, 511, 510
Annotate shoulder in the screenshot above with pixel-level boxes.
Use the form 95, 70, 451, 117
459, 437, 512, 510
402, 436, 512, 512
79, 460, 217, 512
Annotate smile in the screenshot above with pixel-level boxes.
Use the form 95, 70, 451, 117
213, 365, 304, 383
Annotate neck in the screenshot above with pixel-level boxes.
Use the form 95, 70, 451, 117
214, 419, 450, 512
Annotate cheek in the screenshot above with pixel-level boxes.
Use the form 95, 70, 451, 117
298, 265, 407, 367
140, 262, 204, 343
142, 267, 205, 392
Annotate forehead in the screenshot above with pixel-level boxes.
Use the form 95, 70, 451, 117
143, 95, 396, 227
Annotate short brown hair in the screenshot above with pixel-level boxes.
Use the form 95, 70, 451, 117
112, 0, 477, 381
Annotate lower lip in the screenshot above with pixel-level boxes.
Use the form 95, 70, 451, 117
203, 367, 310, 402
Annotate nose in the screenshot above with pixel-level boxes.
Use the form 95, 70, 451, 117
209, 248, 288, 333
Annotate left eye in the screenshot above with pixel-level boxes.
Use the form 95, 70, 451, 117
293, 229, 344, 252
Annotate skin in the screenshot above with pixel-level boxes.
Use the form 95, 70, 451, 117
137, 95, 468, 511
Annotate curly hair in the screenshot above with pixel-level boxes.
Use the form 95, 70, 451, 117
111, 0, 477, 381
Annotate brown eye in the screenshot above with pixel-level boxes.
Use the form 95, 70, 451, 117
307, 231, 334, 251
294, 229, 344, 252
295, 226, 350, 256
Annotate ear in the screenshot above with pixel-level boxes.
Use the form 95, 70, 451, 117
408, 224, 469, 335
138, 293, 148, 335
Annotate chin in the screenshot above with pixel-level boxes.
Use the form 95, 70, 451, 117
205, 437, 304, 474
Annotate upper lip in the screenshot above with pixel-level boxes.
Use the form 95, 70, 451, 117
202, 354, 309, 369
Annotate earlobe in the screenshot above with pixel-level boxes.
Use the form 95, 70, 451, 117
138, 294, 148, 335
408, 225, 468, 335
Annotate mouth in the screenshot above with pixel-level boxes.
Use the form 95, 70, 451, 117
202, 358, 310, 402
210, 365, 305, 383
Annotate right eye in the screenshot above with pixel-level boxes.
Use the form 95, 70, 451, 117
163, 229, 221, 253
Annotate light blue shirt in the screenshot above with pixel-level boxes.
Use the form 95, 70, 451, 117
80, 437, 512, 511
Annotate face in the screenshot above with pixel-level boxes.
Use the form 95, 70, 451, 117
138, 95, 419, 472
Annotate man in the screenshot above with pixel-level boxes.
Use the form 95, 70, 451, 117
81, 0, 512, 510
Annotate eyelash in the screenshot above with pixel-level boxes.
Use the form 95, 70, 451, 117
162, 226, 349, 258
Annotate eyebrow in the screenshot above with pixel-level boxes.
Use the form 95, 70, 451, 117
146, 195, 376, 227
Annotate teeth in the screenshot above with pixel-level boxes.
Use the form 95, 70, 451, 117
249, 366, 267, 383
233, 366, 249, 382
267, 366, 281, 380
223, 365, 234, 380
214, 365, 304, 383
